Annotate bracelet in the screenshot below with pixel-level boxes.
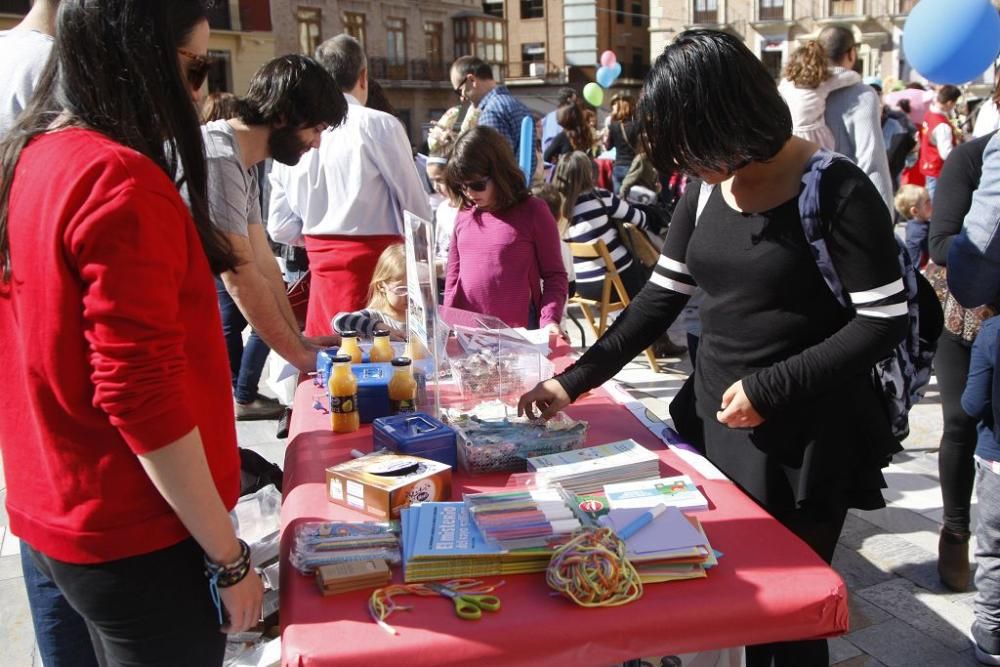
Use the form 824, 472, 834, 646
204, 539, 251, 589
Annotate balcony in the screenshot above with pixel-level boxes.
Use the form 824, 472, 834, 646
692, 9, 719, 23
758, 4, 785, 20
369, 57, 450, 84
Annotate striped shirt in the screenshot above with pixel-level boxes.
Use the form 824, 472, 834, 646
331, 309, 405, 339
566, 188, 646, 283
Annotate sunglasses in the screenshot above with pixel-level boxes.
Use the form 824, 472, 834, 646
178, 48, 213, 91
453, 75, 469, 97
460, 176, 490, 193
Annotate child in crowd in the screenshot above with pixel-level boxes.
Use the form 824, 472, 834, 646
332, 244, 407, 340
778, 40, 861, 150
425, 149, 459, 281
443, 126, 568, 331
894, 184, 932, 270
961, 314, 1000, 665
531, 183, 576, 298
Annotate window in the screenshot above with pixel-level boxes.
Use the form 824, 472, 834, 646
759, 0, 784, 20
616, 0, 625, 24
693, 0, 718, 24
207, 50, 233, 93
829, 0, 856, 16
483, 0, 504, 18
521, 0, 544, 20
296, 7, 321, 56
761, 51, 783, 80
343, 12, 366, 49
631, 0, 643, 26
206, 2, 232, 30
425, 22, 443, 66
386, 17, 407, 79
631, 47, 648, 79
521, 43, 545, 77
453, 17, 505, 70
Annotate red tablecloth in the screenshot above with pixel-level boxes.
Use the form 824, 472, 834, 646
280, 358, 848, 666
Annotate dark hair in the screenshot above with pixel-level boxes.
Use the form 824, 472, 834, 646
817, 26, 855, 63
637, 29, 791, 176
557, 87, 578, 106
367, 79, 396, 115
444, 126, 528, 211
451, 56, 494, 81
937, 85, 961, 105
236, 55, 346, 130
201, 91, 239, 123
556, 104, 593, 153
0, 0, 235, 280
314, 34, 367, 91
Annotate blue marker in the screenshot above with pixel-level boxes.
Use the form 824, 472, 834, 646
616, 503, 668, 540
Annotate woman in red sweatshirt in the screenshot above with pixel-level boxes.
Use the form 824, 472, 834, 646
0, 1, 262, 664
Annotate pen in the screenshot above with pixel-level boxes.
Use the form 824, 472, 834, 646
616, 503, 668, 540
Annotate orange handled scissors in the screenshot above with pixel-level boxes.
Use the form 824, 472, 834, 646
426, 583, 501, 620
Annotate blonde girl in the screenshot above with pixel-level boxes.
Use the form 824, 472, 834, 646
332, 243, 408, 340
778, 40, 861, 150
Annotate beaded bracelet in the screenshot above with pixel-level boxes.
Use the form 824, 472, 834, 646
204, 539, 252, 588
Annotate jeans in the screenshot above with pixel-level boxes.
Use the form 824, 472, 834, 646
20, 549, 99, 667
612, 164, 629, 196
974, 460, 1000, 654
27, 538, 226, 667
216, 277, 271, 403
936, 332, 978, 535
926, 175, 938, 202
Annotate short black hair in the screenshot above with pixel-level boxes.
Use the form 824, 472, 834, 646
818, 26, 855, 63
314, 34, 367, 91
237, 54, 347, 130
451, 55, 494, 81
937, 85, 961, 105
637, 29, 791, 176
557, 87, 577, 106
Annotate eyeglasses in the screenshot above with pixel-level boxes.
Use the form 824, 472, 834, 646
460, 177, 490, 193
178, 48, 213, 91
453, 75, 469, 97
385, 284, 408, 296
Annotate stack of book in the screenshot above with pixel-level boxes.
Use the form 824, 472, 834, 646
604, 474, 709, 512
464, 488, 582, 550
400, 502, 552, 582
599, 505, 717, 583
526, 439, 661, 495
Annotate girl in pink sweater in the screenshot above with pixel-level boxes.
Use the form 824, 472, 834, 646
443, 126, 568, 332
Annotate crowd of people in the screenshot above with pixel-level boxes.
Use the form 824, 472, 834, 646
3, 1, 1000, 666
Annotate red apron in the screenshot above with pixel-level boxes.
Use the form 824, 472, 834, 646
303, 234, 403, 337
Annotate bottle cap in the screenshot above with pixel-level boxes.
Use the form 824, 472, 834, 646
332, 354, 352, 363
391, 357, 412, 367
341, 330, 358, 338
373, 330, 390, 337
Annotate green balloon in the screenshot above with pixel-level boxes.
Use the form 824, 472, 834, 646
583, 82, 604, 107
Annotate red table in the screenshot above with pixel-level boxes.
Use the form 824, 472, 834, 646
279, 363, 848, 666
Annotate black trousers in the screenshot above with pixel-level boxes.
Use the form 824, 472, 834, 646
935, 331, 978, 535
27, 538, 225, 667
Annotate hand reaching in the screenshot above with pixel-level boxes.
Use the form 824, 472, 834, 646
518, 379, 571, 420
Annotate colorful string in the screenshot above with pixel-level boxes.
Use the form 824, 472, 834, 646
368, 578, 504, 635
546, 527, 643, 607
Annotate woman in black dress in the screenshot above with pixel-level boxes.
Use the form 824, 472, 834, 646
520, 30, 907, 667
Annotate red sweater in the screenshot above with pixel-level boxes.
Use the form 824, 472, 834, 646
0, 129, 239, 564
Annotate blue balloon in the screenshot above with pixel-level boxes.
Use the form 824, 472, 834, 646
518, 116, 534, 185
596, 66, 616, 88
611, 62, 622, 80
903, 0, 1000, 85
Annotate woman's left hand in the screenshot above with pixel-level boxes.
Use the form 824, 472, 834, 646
546, 322, 568, 341
716, 380, 765, 429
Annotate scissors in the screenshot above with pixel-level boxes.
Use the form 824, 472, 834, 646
426, 583, 501, 620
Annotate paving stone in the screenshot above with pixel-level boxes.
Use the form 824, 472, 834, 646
829, 635, 863, 663
831, 654, 888, 667
847, 618, 966, 666
857, 578, 975, 651
834, 545, 895, 591
0, 553, 22, 581
840, 513, 884, 550
849, 505, 942, 556
0, 577, 36, 667
852, 532, 937, 577
846, 592, 893, 632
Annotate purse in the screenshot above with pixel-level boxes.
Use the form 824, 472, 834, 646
923, 262, 995, 343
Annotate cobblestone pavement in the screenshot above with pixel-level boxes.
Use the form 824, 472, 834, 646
0, 320, 980, 665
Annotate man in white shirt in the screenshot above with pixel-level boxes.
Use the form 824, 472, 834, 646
269, 34, 431, 336
0, 1, 55, 134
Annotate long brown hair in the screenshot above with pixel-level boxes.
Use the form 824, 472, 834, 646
610, 95, 634, 122
553, 151, 595, 222
444, 126, 529, 212
556, 104, 594, 153
784, 41, 831, 89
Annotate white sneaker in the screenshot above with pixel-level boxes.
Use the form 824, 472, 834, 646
975, 643, 1000, 665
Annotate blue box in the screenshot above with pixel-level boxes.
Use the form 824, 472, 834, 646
372, 413, 457, 468
353, 363, 392, 424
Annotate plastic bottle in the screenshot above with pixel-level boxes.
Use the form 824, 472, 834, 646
339, 330, 363, 364
388, 357, 417, 414
404, 337, 426, 361
328, 355, 360, 433
369, 330, 394, 363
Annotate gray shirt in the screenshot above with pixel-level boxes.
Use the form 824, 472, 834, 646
201, 119, 262, 236
0, 29, 53, 135
824, 76, 894, 213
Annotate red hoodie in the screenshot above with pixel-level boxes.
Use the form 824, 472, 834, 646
0, 129, 239, 564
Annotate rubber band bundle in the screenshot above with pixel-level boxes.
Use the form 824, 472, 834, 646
368, 578, 503, 634
546, 527, 643, 607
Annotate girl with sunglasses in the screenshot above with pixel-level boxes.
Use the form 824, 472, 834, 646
443, 126, 568, 332
333, 243, 409, 340
0, 1, 263, 664
520, 30, 909, 666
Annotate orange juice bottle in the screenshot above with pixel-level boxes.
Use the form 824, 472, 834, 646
388, 357, 417, 414
404, 337, 425, 361
369, 330, 394, 363
328, 355, 359, 433
339, 330, 363, 364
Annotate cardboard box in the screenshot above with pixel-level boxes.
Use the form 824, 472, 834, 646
325, 452, 452, 520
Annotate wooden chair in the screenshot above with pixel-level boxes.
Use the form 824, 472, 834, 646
567, 239, 660, 372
